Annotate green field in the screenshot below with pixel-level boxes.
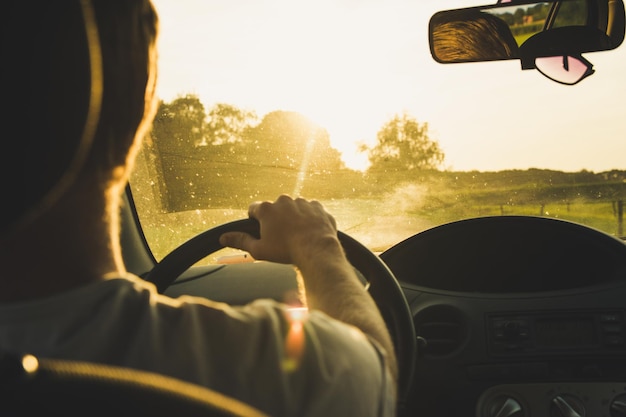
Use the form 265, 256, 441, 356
130, 147, 625, 261
133, 185, 625, 262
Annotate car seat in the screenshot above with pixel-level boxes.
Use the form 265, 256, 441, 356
0, 351, 269, 417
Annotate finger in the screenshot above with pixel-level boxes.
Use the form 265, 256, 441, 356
247, 201, 261, 219
248, 200, 274, 220
219, 231, 259, 253
307, 199, 337, 229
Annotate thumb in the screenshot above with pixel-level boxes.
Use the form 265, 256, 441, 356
219, 231, 259, 253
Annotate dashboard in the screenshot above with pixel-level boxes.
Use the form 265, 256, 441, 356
163, 215, 626, 417
381, 215, 626, 417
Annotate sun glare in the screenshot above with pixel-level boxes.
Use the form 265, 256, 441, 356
152, 0, 626, 173
153, 0, 433, 172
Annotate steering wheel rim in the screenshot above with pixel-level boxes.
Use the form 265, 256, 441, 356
144, 218, 416, 405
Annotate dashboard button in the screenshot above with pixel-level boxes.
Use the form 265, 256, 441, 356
605, 335, 625, 346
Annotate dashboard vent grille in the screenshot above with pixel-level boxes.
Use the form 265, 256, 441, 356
414, 305, 467, 356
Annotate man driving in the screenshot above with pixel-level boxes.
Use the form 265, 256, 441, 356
0, 1, 397, 416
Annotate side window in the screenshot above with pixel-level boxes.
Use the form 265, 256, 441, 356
553, 0, 588, 27
487, 3, 552, 46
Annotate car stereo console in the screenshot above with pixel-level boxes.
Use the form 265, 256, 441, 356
487, 310, 626, 356
477, 310, 626, 417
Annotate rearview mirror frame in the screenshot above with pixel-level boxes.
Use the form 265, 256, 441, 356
429, 0, 625, 65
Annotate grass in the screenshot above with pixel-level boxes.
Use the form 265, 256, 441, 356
131, 154, 624, 261
137, 196, 623, 263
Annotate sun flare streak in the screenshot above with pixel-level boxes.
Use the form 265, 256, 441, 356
282, 307, 309, 372
293, 128, 318, 197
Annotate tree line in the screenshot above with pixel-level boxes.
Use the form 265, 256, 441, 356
493, 0, 587, 39
132, 93, 625, 237
138, 94, 444, 211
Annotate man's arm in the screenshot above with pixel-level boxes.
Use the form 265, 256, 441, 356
219, 195, 398, 383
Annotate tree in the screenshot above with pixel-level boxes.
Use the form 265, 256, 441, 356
206, 103, 256, 146
200, 103, 257, 163
365, 113, 444, 173
151, 94, 207, 155
242, 110, 344, 173
146, 94, 208, 211
513, 8, 525, 26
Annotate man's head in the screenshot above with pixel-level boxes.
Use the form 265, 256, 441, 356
1, 0, 158, 235
431, 9, 519, 62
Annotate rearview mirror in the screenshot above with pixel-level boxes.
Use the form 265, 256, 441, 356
429, 0, 625, 66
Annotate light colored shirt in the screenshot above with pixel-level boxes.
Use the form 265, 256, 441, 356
0, 274, 395, 417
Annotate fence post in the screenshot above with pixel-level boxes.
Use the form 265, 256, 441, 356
618, 200, 624, 237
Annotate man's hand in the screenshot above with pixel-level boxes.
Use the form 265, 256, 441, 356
219, 195, 340, 266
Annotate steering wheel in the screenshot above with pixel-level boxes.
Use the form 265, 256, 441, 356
144, 218, 416, 406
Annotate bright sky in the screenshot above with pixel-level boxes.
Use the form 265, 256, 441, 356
151, 0, 626, 172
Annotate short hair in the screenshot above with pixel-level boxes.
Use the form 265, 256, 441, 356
431, 9, 519, 62
1, 0, 158, 233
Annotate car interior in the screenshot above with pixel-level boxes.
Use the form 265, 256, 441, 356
5, 0, 626, 416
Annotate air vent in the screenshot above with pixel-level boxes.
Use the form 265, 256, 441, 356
414, 305, 468, 356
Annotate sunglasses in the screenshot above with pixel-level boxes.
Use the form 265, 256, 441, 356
534, 54, 595, 85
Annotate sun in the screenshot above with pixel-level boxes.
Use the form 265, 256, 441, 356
152, 0, 412, 173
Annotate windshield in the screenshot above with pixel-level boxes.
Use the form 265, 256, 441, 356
130, 0, 626, 262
